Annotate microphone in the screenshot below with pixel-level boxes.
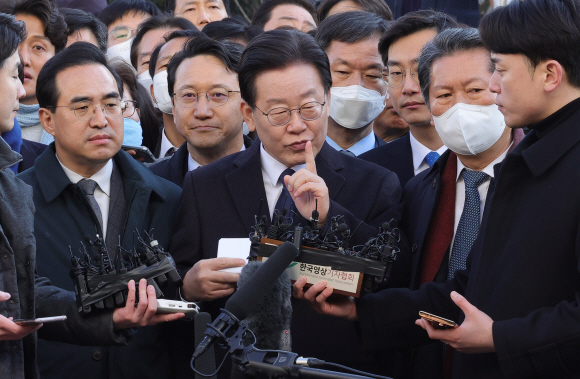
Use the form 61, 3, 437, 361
194, 312, 217, 379
238, 261, 292, 351
192, 241, 298, 360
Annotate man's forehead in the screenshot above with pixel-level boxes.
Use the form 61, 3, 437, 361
177, 0, 223, 7
57, 65, 118, 96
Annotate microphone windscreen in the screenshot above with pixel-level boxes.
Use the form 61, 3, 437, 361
237, 261, 292, 350
225, 241, 297, 320
194, 312, 216, 379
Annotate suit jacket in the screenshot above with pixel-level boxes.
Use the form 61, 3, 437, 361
360, 132, 415, 188
149, 135, 254, 187
356, 106, 580, 378
18, 145, 182, 379
170, 141, 404, 373
18, 139, 47, 173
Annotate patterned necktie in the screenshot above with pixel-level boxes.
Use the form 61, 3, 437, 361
425, 151, 440, 167
164, 146, 177, 157
77, 178, 103, 232
274, 168, 296, 216
341, 150, 356, 157
448, 170, 490, 279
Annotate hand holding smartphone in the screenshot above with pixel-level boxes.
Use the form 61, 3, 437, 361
419, 311, 456, 330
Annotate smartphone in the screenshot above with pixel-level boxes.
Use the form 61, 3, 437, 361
121, 145, 156, 163
418, 311, 456, 330
13, 315, 67, 326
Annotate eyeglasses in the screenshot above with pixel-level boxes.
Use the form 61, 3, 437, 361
384, 64, 420, 88
255, 101, 326, 126
172, 87, 240, 108
123, 100, 138, 117
48, 99, 127, 121
109, 26, 137, 42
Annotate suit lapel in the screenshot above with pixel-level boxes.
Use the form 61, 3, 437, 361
226, 142, 270, 234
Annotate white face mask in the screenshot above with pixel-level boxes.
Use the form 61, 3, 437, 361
433, 103, 506, 156
137, 70, 153, 97
329, 85, 386, 129
153, 70, 173, 115
106, 37, 133, 65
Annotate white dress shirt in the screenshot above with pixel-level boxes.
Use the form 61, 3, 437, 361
325, 131, 377, 156
57, 156, 113, 238
159, 127, 180, 158
409, 131, 448, 176
260, 143, 305, 219
449, 146, 510, 253
187, 143, 247, 171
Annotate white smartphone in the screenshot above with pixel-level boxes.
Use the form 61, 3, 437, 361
13, 315, 67, 326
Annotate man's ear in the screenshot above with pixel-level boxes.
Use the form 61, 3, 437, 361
39, 108, 56, 136
241, 100, 256, 133
541, 59, 563, 93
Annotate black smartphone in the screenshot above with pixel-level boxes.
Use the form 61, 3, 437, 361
121, 145, 156, 163
419, 311, 457, 330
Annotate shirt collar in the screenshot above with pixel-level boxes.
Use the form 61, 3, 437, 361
325, 131, 376, 156
56, 154, 113, 196
409, 131, 447, 171
187, 142, 247, 172
456, 142, 511, 181
160, 127, 179, 157
260, 143, 305, 186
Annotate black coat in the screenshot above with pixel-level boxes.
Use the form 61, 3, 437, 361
356, 105, 580, 378
149, 135, 254, 187
18, 144, 182, 379
360, 132, 415, 188
169, 141, 404, 373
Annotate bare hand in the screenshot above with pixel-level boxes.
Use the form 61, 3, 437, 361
415, 291, 495, 354
112, 279, 185, 329
285, 141, 330, 225
125, 149, 145, 162
0, 291, 42, 341
181, 258, 245, 301
292, 276, 358, 320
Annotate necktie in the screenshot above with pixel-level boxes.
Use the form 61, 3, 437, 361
341, 150, 356, 157
164, 146, 177, 157
274, 168, 296, 216
77, 178, 103, 233
448, 170, 490, 279
425, 151, 440, 167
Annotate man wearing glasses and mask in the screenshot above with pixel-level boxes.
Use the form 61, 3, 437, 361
169, 29, 403, 372
149, 36, 252, 187
18, 42, 183, 379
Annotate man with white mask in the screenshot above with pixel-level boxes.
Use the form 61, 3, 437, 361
98, 0, 161, 64
316, 12, 389, 156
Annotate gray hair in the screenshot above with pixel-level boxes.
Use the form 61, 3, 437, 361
417, 28, 492, 107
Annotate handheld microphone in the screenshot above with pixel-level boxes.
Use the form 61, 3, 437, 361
192, 241, 298, 360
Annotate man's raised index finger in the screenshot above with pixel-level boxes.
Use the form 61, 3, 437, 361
305, 141, 317, 174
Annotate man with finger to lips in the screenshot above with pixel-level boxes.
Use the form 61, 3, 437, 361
170, 29, 404, 373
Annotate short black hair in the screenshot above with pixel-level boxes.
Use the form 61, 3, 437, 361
202, 18, 263, 44
480, 0, 580, 89
110, 59, 160, 151
11, 0, 67, 53
317, 0, 393, 23
98, 0, 161, 28
0, 12, 26, 71
316, 11, 389, 52
164, 0, 231, 15
418, 28, 491, 106
251, 0, 316, 29
130, 14, 195, 69
239, 29, 331, 108
61, 8, 108, 53
148, 28, 205, 79
167, 35, 241, 96
379, 9, 460, 65
37, 42, 124, 109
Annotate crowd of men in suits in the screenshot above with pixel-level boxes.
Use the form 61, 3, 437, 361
1, 0, 580, 378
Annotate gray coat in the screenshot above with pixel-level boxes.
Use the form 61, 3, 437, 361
0, 138, 127, 379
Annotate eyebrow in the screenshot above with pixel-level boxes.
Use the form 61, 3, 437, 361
177, 83, 237, 92
332, 58, 383, 71
30, 34, 51, 43
69, 91, 120, 104
265, 88, 319, 106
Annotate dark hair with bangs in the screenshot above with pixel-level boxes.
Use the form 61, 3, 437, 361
98, 0, 161, 28
61, 8, 108, 53
316, 11, 389, 52
0, 12, 26, 70
317, 0, 393, 23
11, 0, 67, 53
148, 29, 205, 79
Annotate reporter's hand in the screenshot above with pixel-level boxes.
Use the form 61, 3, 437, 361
285, 141, 330, 226
112, 279, 184, 330
415, 291, 495, 354
181, 258, 245, 301
292, 276, 358, 321
0, 291, 42, 341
